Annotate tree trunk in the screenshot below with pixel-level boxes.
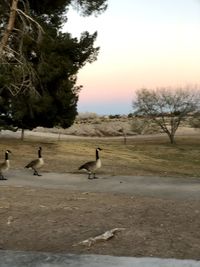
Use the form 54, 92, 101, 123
162, 126, 176, 144
58, 132, 61, 141
123, 128, 127, 145
168, 132, 175, 144
21, 128, 25, 141
0, 0, 18, 55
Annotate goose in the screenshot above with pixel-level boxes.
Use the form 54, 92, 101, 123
25, 147, 44, 176
79, 147, 102, 179
0, 150, 12, 180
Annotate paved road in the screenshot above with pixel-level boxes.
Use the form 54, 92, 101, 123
1, 169, 200, 200
0, 250, 200, 267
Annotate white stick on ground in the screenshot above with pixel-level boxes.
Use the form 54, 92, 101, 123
74, 228, 125, 247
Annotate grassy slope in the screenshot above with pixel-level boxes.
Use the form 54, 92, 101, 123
0, 132, 199, 178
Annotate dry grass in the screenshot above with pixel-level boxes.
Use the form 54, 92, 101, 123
0, 132, 200, 178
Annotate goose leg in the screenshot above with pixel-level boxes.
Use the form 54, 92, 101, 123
93, 173, 98, 179
88, 172, 93, 179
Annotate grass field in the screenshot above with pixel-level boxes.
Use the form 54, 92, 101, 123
0, 131, 200, 178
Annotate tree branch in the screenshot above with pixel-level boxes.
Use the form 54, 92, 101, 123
0, 0, 18, 56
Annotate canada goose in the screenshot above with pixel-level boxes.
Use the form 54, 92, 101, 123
0, 150, 12, 180
79, 147, 102, 179
25, 147, 44, 176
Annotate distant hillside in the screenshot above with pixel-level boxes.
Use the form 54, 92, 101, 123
34, 113, 195, 137
35, 116, 134, 137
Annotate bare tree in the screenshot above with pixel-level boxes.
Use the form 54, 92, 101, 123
133, 87, 200, 144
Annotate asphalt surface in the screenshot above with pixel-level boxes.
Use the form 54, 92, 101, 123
0, 250, 200, 267
1, 169, 200, 200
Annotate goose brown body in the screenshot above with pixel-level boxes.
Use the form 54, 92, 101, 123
0, 150, 11, 180
79, 148, 102, 179
25, 147, 44, 176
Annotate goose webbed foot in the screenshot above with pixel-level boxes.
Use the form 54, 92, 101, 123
0, 175, 7, 180
33, 170, 42, 176
88, 173, 99, 179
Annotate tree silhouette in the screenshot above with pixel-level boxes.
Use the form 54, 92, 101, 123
133, 87, 200, 144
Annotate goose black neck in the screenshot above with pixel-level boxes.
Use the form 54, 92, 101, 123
5, 152, 8, 160
96, 149, 99, 160
38, 149, 42, 158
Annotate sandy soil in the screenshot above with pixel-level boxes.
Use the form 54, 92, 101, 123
0, 173, 200, 260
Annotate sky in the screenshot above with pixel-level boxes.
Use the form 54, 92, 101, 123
64, 0, 200, 115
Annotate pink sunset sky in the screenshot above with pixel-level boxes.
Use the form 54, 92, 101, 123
64, 0, 200, 115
